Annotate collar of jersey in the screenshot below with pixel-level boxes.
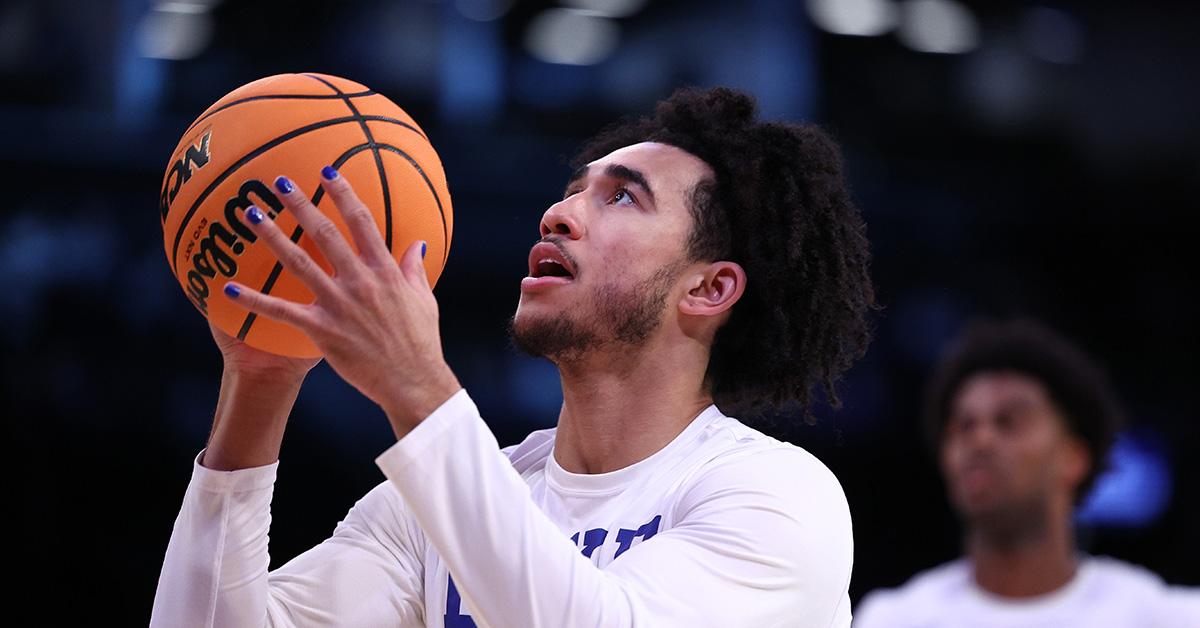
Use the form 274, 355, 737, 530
544, 404, 726, 495
964, 555, 1095, 613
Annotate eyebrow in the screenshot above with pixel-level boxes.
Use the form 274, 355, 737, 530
564, 164, 657, 204
950, 397, 1041, 423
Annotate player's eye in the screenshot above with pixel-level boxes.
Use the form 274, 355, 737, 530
610, 187, 636, 207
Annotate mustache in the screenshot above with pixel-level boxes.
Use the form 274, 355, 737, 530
537, 235, 581, 276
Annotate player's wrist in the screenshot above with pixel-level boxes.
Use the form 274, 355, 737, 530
381, 365, 463, 439
221, 362, 310, 390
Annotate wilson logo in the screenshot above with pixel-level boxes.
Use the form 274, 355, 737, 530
182, 179, 284, 313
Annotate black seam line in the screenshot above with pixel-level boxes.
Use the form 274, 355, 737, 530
182, 89, 376, 137
375, 144, 450, 267
235, 222, 308, 341
304, 74, 394, 252
303, 75, 447, 267
235, 154, 333, 342
169, 114, 426, 273
235, 142, 447, 342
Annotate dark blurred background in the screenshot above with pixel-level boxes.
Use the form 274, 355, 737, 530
3, 0, 1197, 622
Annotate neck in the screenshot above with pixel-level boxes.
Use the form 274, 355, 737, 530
551, 334, 713, 474
967, 496, 1078, 598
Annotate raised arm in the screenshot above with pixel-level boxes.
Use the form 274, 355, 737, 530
150, 322, 426, 627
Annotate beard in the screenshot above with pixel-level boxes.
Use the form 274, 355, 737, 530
509, 260, 685, 363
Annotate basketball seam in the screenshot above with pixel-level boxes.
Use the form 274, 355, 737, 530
236, 142, 444, 342
300, 74, 447, 269
182, 89, 377, 137
303, 74, 394, 252
168, 115, 425, 272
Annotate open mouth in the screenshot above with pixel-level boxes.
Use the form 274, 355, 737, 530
527, 241, 576, 280
533, 258, 572, 278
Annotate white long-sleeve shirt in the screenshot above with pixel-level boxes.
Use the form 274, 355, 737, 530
151, 389, 854, 627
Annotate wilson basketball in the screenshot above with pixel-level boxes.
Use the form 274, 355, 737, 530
159, 73, 452, 358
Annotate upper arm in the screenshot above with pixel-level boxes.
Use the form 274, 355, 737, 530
263, 481, 427, 627
604, 449, 854, 628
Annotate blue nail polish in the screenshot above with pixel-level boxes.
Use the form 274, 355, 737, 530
246, 205, 264, 225
421, 241, 427, 258
224, 283, 241, 298
274, 176, 294, 194
321, 165, 339, 180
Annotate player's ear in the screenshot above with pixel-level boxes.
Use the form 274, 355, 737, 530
1060, 436, 1091, 490
679, 261, 745, 318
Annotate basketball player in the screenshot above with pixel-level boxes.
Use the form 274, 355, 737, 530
854, 319, 1200, 627
151, 87, 875, 627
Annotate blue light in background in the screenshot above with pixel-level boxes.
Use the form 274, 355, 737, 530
440, 2, 506, 124
1076, 429, 1173, 528
506, 353, 563, 423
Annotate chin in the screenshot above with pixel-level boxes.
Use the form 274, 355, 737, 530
512, 301, 555, 329
508, 307, 599, 361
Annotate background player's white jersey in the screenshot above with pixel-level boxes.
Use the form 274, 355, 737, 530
854, 555, 1200, 628
151, 390, 854, 627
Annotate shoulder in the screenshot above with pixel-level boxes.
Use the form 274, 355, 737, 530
500, 426, 557, 474
681, 414, 849, 519
674, 413, 855, 572
1085, 555, 1166, 589
1084, 555, 1200, 598
854, 560, 971, 627
334, 480, 428, 555
1077, 556, 1200, 625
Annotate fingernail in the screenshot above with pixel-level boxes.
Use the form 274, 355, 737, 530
274, 176, 294, 194
224, 283, 241, 298
420, 241, 427, 258
246, 205, 264, 225
321, 165, 339, 180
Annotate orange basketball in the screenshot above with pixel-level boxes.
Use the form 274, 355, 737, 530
159, 73, 452, 358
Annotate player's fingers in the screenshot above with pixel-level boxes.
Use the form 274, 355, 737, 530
273, 175, 365, 279
243, 205, 339, 302
221, 279, 319, 330
399, 239, 431, 291
318, 166, 393, 268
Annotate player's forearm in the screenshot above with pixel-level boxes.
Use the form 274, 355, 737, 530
201, 367, 305, 471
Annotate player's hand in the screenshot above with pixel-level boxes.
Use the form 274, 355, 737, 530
219, 167, 461, 436
208, 319, 321, 380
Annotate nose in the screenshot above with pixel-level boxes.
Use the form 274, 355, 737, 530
539, 199, 584, 239
963, 419, 1000, 453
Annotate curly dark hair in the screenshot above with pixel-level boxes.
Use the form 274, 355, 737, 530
924, 319, 1123, 501
570, 87, 875, 420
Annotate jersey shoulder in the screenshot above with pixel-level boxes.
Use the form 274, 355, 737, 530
1085, 554, 1167, 588
854, 560, 971, 626
688, 413, 846, 498
500, 426, 557, 475
674, 413, 853, 532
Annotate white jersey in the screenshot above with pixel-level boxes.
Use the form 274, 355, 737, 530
150, 389, 854, 627
854, 555, 1200, 628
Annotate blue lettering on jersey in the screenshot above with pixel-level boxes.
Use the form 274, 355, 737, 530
614, 514, 661, 558
444, 514, 662, 624
571, 527, 609, 558
444, 575, 476, 628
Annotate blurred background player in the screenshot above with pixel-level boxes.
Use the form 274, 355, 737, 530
854, 319, 1200, 627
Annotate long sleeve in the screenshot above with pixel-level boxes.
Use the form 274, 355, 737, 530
375, 389, 854, 628
151, 449, 427, 627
